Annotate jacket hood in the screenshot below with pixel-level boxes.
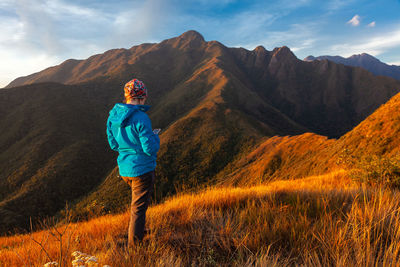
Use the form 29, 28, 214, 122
108, 103, 150, 127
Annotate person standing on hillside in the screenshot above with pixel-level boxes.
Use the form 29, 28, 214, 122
106, 78, 160, 247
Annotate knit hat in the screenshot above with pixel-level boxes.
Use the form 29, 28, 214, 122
124, 78, 148, 99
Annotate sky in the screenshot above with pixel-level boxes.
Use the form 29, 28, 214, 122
1, 0, 400, 88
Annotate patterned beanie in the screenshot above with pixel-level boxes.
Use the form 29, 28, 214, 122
124, 78, 148, 99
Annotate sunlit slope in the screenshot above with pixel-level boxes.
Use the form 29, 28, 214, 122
338, 89, 400, 156
217, 133, 336, 186
2, 171, 400, 266
219, 90, 400, 187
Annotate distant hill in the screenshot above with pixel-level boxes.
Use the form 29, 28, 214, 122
1, 30, 400, 234
304, 53, 400, 80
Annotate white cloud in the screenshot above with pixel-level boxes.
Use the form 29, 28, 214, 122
195, 0, 236, 6
330, 28, 400, 57
229, 11, 277, 38
233, 22, 319, 55
291, 38, 317, 52
0, 17, 23, 44
0, 8, 61, 87
168, 5, 281, 49
45, 0, 99, 18
272, 0, 311, 9
0, 0, 176, 86
0, 50, 59, 88
0, 0, 13, 8
387, 61, 400, 66
15, 0, 62, 54
367, 21, 376, 27
326, 0, 354, 11
347, 14, 360, 26
0, 0, 112, 87
109, 0, 176, 48
13, 0, 110, 55
188, 0, 314, 51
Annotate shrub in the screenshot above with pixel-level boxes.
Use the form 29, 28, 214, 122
350, 155, 400, 188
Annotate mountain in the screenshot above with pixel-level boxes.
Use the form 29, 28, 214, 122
8, 32, 400, 138
304, 53, 400, 80
1, 30, 400, 234
6, 31, 207, 89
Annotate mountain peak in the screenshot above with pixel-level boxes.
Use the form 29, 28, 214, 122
302, 53, 400, 80
271, 46, 296, 60
274, 46, 292, 54
178, 30, 205, 42
304, 55, 316, 62
349, 53, 377, 61
163, 30, 206, 49
277, 46, 290, 51
254, 45, 267, 53
361, 53, 373, 57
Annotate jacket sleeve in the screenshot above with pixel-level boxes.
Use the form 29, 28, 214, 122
106, 118, 119, 151
135, 115, 160, 157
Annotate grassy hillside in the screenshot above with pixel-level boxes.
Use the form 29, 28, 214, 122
216, 133, 336, 186
338, 88, 400, 157
218, 89, 400, 188
0, 82, 119, 233
2, 171, 400, 266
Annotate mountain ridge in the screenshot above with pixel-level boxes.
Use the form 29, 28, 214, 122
304, 53, 400, 80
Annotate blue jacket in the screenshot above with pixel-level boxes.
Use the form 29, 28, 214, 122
106, 103, 160, 177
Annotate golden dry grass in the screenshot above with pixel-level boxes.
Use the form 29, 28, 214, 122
2, 170, 400, 266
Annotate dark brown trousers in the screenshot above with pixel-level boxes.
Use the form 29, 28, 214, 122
122, 171, 155, 246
